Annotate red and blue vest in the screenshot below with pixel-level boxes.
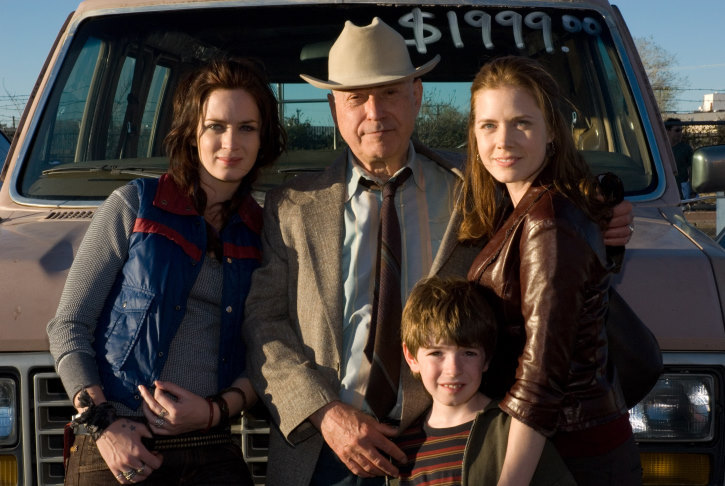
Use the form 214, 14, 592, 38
94, 174, 262, 409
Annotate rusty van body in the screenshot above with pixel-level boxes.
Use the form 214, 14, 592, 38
1, 0, 725, 484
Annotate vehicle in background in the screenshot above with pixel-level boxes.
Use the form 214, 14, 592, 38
1, 1, 725, 484
0, 130, 9, 166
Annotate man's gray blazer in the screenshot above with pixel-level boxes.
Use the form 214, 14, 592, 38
243, 143, 479, 485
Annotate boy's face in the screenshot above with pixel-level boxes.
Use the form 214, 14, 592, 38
403, 341, 488, 408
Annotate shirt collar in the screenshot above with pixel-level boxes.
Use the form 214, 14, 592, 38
153, 174, 198, 215
345, 141, 423, 201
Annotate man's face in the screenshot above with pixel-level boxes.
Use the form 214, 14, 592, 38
329, 79, 422, 173
667, 125, 683, 146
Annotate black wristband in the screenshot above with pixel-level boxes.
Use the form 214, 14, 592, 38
219, 386, 248, 411
71, 401, 118, 441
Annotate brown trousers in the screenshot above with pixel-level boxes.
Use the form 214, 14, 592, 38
64, 434, 253, 485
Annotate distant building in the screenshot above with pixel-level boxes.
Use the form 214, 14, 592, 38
699, 93, 725, 112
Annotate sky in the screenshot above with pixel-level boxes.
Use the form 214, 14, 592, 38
1, 0, 724, 129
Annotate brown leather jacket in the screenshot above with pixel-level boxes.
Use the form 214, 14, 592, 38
468, 183, 627, 437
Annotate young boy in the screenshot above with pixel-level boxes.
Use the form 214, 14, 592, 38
395, 276, 575, 485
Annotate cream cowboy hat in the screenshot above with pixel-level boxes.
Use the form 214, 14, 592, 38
300, 17, 440, 90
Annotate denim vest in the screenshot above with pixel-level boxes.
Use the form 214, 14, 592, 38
94, 175, 262, 409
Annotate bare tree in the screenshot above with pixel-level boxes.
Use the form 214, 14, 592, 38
635, 36, 688, 113
414, 90, 468, 150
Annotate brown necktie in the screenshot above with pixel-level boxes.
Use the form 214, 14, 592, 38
363, 167, 412, 420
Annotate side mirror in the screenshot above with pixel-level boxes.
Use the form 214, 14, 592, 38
691, 145, 725, 193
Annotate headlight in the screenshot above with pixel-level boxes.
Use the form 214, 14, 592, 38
629, 374, 714, 442
0, 378, 17, 445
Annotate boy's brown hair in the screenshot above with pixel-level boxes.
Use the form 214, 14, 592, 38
402, 276, 497, 359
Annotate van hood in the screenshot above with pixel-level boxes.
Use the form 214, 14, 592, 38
613, 207, 725, 351
0, 210, 91, 351
1, 206, 722, 352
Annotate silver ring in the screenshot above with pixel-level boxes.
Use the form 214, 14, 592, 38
628, 224, 635, 234
153, 416, 165, 427
123, 470, 137, 481
158, 409, 169, 418
136, 464, 146, 475
116, 472, 124, 479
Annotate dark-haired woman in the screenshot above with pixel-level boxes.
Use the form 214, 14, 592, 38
460, 56, 641, 485
47, 58, 285, 485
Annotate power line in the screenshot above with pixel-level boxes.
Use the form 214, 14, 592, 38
652, 86, 725, 92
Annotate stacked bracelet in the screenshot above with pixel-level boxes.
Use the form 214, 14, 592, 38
205, 386, 248, 429
203, 397, 214, 433
206, 394, 230, 428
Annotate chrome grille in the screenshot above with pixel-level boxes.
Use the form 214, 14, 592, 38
31, 370, 271, 485
33, 372, 73, 486
236, 413, 270, 484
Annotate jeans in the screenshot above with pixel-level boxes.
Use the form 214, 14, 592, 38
681, 182, 692, 199
64, 434, 254, 485
309, 443, 388, 486
563, 434, 643, 486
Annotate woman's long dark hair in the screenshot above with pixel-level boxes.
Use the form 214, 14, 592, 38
164, 58, 286, 221
459, 56, 609, 241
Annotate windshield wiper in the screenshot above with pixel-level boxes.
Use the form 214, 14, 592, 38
42, 164, 165, 178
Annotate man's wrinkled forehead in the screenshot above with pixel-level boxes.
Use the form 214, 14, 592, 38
330, 78, 419, 96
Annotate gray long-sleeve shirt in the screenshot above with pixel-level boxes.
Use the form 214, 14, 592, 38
47, 184, 224, 415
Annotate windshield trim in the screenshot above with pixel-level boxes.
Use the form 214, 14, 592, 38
6, 6, 83, 207
602, 9, 667, 203
8, 0, 664, 207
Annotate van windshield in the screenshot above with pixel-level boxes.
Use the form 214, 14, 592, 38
18, 4, 654, 203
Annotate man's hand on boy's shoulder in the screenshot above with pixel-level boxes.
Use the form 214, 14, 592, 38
309, 400, 407, 478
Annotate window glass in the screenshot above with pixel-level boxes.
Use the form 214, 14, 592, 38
139, 65, 171, 157
0, 131, 10, 165
106, 56, 136, 159
49, 39, 102, 165
21, 38, 103, 195
18, 5, 655, 201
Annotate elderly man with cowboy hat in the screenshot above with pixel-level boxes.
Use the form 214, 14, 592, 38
244, 17, 458, 485
243, 17, 634, 486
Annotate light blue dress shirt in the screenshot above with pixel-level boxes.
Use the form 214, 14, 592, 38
339, 142, 458, 417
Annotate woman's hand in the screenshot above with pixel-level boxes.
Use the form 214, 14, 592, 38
604, 200, 634, 246
95, 418, 162, 484
138, 381, 211, 436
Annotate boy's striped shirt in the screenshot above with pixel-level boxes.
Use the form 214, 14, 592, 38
396, 418, 473, 486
